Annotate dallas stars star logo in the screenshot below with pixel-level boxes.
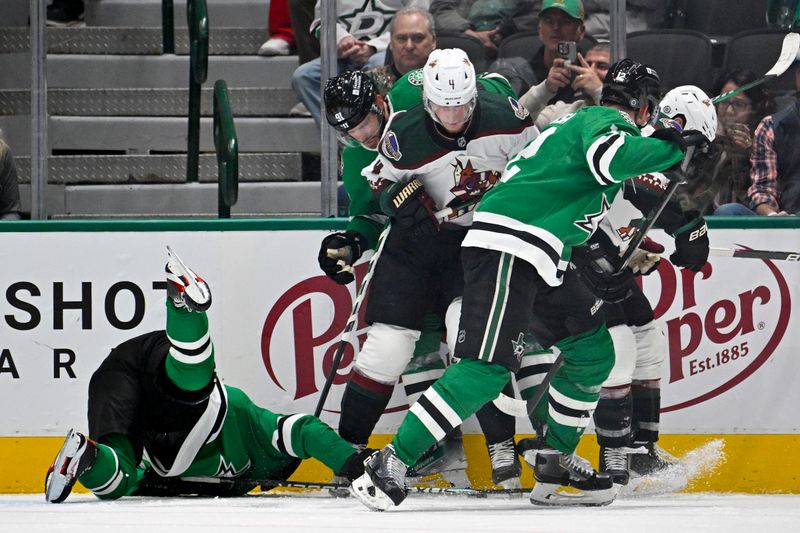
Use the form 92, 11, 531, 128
574, 193, 611, 234
511, 332, 526, 362
339, 1, 395, 39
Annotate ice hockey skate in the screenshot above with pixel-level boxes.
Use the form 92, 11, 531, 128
166, 245, 212, 312
45, 429, 99, 503
528, 445, 617, 506
487, 438, 522, 489
623, 441, 689, 496
350, 445, 408, 511
599, 445, 642, 486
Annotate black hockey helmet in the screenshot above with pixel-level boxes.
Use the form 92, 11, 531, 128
600, 58, 661, 115
323, 70, 382, 132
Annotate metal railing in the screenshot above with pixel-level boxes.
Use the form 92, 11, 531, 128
186, 0, 208, 183
213, 80, 239, 218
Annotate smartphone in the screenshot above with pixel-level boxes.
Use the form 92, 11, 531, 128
558, 41, 577, 66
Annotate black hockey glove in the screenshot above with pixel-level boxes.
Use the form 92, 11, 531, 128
570, 241, 635, 303
318, 230, 368, 285
337, 448, 377, 482
670, 212, 709, 272
380, 178, 440, 239
651, 127, 709, 153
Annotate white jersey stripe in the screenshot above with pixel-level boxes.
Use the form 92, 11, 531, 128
169, 343, 214, 365
587, 133, 626, 186
410, 402, 447, 441
425, 388, 463, 429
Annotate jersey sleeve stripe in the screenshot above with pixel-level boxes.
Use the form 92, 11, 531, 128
471, 220, 561, 267
587, 133, 626, 186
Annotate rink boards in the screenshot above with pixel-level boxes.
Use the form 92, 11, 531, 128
0, 218, 798, 493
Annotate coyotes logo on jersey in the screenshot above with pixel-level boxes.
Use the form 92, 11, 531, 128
449, 158, 500, 203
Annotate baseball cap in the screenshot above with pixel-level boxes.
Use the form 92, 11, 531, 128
539, 0, 585, 21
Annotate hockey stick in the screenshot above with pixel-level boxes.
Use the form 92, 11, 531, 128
712, 32, 800, 104
491, 355, 564, 417
710, 247, 800, 262
258, 479, 527, 497
314, 224, 391, 417
313, 198, 483, 417
176, 475, 527, 497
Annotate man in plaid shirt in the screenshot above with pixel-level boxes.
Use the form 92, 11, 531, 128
747, 61, 800, 216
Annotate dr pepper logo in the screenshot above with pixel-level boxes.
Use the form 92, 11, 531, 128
641, 248, 790, 412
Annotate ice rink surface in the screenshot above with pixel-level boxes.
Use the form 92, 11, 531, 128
3, 492, 799, 533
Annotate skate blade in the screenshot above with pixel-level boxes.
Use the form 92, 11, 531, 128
45, 430, 81, 502
349, 473, 394, 512
166, 246, 211, 307
529, 482, 617, 507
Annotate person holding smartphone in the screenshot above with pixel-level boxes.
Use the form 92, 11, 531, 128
519, 0, 587, 110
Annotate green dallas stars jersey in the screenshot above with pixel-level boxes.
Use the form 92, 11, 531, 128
342, 70, 517, 248
463, 105, 684, 286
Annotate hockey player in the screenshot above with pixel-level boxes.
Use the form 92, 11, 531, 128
320, 65, 535, 489
44, 248, 372, 503
350, 58, 707, 511
573, 85, 715, 487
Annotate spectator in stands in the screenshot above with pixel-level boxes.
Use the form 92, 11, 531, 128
520, 41, 608, 127
429, 0, 537, 58
524, 0, 587, 107
289, 0, 320, 65
744, 61, 800, 216
679, 71, 776, 216
364, 7, 437, 95
290, 0, 429, 127
581, 0, 666, 39
0, 139, 22, 220
46, 0, 84, 26
259, 0, 295, 56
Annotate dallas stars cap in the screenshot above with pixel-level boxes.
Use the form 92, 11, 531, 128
539, 0, 585, 21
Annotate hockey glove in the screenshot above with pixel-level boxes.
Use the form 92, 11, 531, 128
651, 127, 710, 153
337, 448, 377, 482
670, 212, 709, 272
380, 178, 440, 239
571, 242, 635, 303
627, 236, 665, 276
318, 230, 368, 285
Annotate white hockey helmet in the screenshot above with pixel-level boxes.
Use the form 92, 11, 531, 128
422, 48, 477, 112
652, 85, 717, 143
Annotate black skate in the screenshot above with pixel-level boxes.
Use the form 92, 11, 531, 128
529, 445, 617, 506
166, 246, 212, 312
45, 429, 99, 503
624, 441, 688, 495
329, 444, 366, 498
350, 445, 408, 511
600, 446, 633, 485
488, 438, 521, 489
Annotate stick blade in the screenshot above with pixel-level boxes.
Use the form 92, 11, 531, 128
765, 32, 800, 77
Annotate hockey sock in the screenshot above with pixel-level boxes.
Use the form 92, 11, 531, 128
631, 379, 661, 442
164, 300, 215, 391
276, 414, 366, 476
546, 325, 615, 454
393, 358, 509, 467
594, 386, 633, 447
80, 434, 141, 500
517, 347, 559, 428
338, 371, 394, 446
475, 381, 516, 444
